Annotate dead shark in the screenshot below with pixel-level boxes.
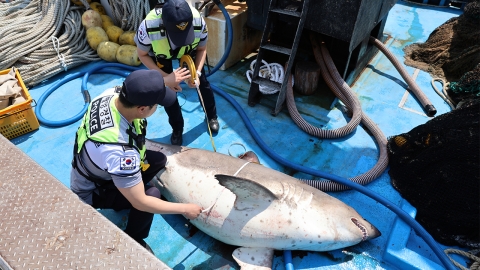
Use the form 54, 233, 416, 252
147, 140, 381, 269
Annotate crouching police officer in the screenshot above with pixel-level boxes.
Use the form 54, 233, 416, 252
135, 0, 219, 146
70, 69, 202, 253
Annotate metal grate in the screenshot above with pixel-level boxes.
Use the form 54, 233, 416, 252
0, 134, 171, 270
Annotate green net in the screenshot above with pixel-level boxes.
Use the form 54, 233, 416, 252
449, 63, 480, 102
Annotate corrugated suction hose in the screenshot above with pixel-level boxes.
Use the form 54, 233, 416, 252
369, 37, 437, 117
285, 34, 389, 192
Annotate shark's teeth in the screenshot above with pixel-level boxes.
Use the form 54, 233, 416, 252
351, 217, 368, 241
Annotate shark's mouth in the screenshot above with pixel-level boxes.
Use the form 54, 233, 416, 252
351, 217, 368, 241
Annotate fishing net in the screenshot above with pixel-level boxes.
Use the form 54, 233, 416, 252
403, 0, 480, 82
387, 99, 480, 248
448, 63, 480, 104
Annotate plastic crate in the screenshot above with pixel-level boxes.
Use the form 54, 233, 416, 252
0, 68, 39, 139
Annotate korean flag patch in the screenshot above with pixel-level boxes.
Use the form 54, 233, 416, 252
120, 156, 137, 170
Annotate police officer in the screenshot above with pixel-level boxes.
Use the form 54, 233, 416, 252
70, 70, 203, 253
135, 0, 219, 146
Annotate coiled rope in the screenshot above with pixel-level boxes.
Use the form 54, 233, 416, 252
0, 0, 148, 87
89, 0, 149, 31
0, 0, 100, 87
246, 59, 291, 95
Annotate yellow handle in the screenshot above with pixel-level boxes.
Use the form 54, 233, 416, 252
140, 162, 150, 171
179, 55, 197, 85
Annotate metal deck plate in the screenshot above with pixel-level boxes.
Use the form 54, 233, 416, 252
0, 134, 170, 270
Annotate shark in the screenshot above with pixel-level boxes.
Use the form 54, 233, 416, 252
147, 140, 381, 269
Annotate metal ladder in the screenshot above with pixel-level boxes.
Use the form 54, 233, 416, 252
247, 0, 310, 115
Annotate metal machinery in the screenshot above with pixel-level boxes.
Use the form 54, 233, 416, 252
245, 0, 397, 115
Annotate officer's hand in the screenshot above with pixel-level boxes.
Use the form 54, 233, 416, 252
183, 203, 203, 220
186, 77, 200, 88
165, 67, 191, 92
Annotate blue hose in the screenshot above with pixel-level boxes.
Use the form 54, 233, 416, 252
283, 250, 294, 270
205, 0, 233, 77
36, 66, 455, 269
205, 2, 453, 267
36, 71, 90, 127
36, 63, 137, 127
33, 2, 454, 269
210, 84, 456, 270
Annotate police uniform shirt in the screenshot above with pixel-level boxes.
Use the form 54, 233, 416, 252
70, 88, 143, 205
134, 16, 208, 57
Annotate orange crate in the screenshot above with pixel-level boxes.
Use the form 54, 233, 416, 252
0, 68, 39, 140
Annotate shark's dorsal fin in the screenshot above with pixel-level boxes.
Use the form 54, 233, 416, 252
215, 174, 278, 203
232, 247, 274, 270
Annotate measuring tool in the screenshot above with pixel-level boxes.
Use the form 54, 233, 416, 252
179, 55, 217, 151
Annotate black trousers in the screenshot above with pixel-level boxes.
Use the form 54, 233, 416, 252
91, 150, 166, 247
155, 54, 217, 132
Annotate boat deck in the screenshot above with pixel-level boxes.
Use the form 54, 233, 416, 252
1, 1, 471, 269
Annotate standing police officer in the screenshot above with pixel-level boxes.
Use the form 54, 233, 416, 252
70, 70, 202, 253
135, 0, 219, 146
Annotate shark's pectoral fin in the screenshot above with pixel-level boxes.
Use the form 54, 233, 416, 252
215, 174, 278, 210
232, 247, 274, 270
215, 174, 277, 201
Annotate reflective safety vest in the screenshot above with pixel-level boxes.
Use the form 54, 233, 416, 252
145, 6, 203, 59
74, 87, 147, 166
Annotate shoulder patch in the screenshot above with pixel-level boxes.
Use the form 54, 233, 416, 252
120, 156, 137, 170
138, 27, 148, 42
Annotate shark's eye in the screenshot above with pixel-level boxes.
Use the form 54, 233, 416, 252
351, 217, 368, 241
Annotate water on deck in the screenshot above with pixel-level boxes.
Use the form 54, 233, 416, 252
6, 1, 470, 269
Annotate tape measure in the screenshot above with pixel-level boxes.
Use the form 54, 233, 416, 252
179, 54, 217, 152
179, 55, 197, 85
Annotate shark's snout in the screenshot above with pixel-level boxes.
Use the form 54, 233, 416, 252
351, 217, 381, 241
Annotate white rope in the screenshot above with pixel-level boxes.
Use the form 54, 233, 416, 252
431, 77, 456, 110
107, 0, 148, 31
233, 161, 251, 177
78, 0, 90, 9
246, 59, 293, 95
444, 249, 480, 270
0, 0, 167, 86
51, 36, 67, 71
227, 142, 247, 157
0, 0, 100, 86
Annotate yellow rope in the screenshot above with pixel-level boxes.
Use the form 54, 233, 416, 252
194, 80, 217, 152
